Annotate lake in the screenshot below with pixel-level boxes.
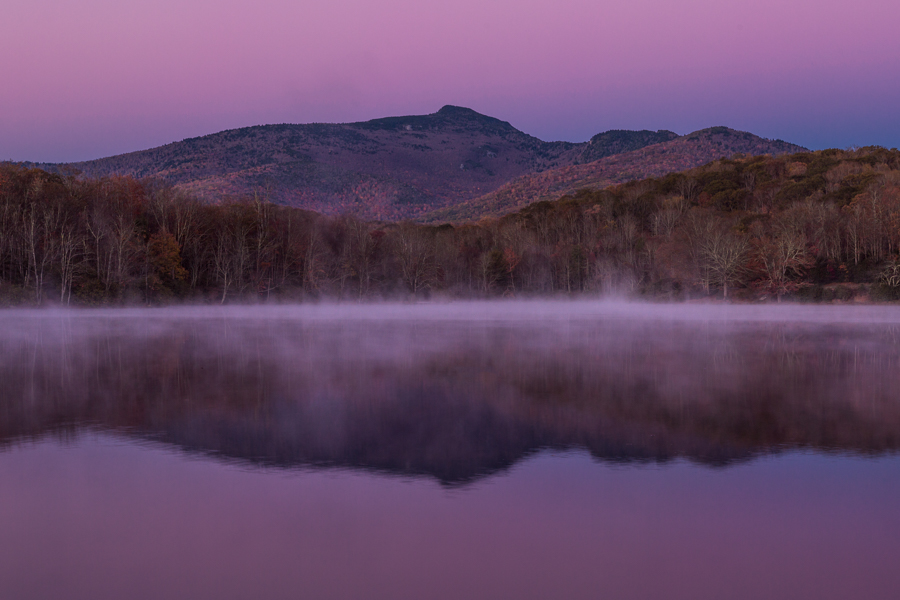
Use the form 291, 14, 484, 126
1, 301, 899, 599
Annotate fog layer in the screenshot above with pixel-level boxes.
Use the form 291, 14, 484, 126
2, 301, 899, 484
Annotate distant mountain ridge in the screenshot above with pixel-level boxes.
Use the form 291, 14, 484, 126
579, 129, 679, 162
426, 127, 807, 222
41, 107, 804, 221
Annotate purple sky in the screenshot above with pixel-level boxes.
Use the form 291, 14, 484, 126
3, 0, 900, 162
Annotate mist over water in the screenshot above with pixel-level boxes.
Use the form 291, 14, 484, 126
3, 300, 900, 478
2, 301, 900, 600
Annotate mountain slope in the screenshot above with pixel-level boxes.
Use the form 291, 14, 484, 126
46, 107, 680, 220
55, 106, 579, 220
44, 110, 804, 222
425, 127, 806, 222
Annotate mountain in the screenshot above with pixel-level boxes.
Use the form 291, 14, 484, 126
424, 127, 807, 222
578, 128, 679, 162
39, 107, 683, 220
42, 109, 803, 222
50, 106, 583, 220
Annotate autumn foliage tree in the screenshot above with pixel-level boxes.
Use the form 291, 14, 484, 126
147, 232, 188, 295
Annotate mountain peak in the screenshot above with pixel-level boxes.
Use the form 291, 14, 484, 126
687, 126, 745, 138
436, 105, 483, 117
50, 106, 806, 223
432, 105, 518, 132
350, 105, 517, 134
580, 129, 679, 163
681, 127, 802, 153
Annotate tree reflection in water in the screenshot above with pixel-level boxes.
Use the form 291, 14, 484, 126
2, 303, 899, 485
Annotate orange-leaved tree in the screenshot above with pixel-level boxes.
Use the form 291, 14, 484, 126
148, 232, 187, 295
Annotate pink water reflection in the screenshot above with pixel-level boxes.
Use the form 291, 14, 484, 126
1, 435, 897, 600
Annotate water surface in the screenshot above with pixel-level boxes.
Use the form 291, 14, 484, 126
1, 302, 899, 599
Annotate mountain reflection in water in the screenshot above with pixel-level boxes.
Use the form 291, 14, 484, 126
2, 302, 899, 485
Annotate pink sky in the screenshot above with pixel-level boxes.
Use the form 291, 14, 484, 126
2, 0, 899, 162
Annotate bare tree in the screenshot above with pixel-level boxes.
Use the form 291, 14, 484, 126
344, 217, 382, 297
704, 226, 750, 299
393, 222, 435, 295
686, 211, 750, 298
678, 177, 699, 203
651, 200, 684, 238
753, 214, 813, 301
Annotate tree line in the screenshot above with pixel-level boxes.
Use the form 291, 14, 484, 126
2, 146, 900, 305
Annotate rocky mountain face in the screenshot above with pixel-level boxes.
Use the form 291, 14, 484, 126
47, 109, 803, 222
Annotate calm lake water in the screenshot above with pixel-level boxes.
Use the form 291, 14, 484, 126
1, 301, 899, 600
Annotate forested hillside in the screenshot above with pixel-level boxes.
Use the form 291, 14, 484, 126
3, 146, 900, 305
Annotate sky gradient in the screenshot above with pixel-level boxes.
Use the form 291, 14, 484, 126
3, 0, 899, 162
